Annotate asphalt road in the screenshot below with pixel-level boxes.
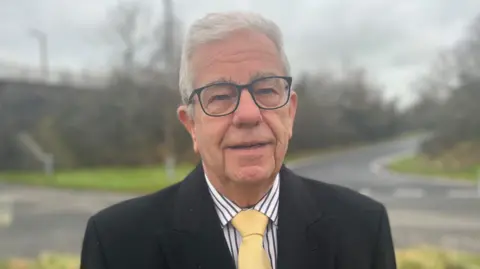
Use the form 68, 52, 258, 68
292, 136, 480, 253
0, 136, 479, 260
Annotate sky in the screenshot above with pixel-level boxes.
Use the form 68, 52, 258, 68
1, 0, 480, 107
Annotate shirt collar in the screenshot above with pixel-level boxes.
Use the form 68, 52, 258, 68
205, 173, 280, 228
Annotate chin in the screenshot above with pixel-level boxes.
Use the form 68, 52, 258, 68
228, 165, 274, 185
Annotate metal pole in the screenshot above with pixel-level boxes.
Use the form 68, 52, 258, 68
162, 0, 176, 181
29, 29, 49, 81
0, 195, 13, 228
477, 168, 480, 197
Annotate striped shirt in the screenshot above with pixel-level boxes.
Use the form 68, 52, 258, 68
205, 174, 280, 269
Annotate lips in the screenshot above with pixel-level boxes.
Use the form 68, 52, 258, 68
228, 142, 270, 149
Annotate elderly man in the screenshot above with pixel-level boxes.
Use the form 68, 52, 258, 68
80, 11, 397, 269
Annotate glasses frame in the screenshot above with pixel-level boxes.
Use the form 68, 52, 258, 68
187, 75, 293, 117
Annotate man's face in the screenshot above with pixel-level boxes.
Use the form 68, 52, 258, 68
178, 29, 297, 185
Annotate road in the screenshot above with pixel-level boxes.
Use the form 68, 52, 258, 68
292, 136, 480, 253
0, 136, 479, 260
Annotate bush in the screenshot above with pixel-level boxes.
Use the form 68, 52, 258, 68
396, 246, 480, 269
3, 252, 79, 269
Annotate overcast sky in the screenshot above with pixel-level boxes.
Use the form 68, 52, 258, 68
1, 0, 479, 106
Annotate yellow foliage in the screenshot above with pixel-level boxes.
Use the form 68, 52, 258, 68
5, 253, 79, 269
396, 245, 480, 269
5, 259, 32, 269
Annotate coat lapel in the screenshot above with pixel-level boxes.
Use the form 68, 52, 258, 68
157, 163, 236, 269
157, 164, 338, 269
276, 166, 338, 269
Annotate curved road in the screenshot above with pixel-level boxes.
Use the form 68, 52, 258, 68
0, 136, 479, 259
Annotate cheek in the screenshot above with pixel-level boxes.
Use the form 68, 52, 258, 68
264, 113, 292, 144
195, 117, 230, 149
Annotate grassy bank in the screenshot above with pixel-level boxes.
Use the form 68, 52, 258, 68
0, 133, 414, 193
0, 146, 339, 193
0, 164, 193, 193
2, 246, 480, 269
388, 155, 479, 181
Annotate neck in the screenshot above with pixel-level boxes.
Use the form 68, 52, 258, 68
205, 170, 275, 208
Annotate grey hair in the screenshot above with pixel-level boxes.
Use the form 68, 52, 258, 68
178, 11, 291, 106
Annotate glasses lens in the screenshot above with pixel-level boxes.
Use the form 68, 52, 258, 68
252, 77, 289, 108
199, 83, 238, 115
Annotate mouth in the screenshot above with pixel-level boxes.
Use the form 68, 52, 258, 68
227, 142, 270, 150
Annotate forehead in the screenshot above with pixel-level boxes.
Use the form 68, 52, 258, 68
190, 29, 285, 87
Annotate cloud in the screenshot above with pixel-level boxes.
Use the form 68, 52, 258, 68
1, 0, 479, 105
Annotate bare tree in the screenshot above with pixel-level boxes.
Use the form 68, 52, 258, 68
104, 1, 154, 73
414, 12, 480, 163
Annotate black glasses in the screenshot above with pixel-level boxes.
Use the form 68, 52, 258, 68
187, 76, 292, 117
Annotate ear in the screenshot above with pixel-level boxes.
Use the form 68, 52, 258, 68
287, 91, 298, 139
177, 105, 199, 153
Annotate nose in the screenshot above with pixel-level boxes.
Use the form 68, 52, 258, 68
232, 90, 262, 127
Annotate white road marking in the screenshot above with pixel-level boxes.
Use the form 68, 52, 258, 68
393, 188, 424, 198
358, 188, 372, 197
0, 195, 13, 228
448, 189, 480, 199
368, 150, 477, 187
440, 235, 480, 253
389, 209, 480, 230
368, 150, 414, 177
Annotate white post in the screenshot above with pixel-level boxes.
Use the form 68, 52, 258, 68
0, 195, 13, 228
165, 156, 176, 181
17, 132, 55, 176
45, 153, 55, 177
477, 168, 480, 197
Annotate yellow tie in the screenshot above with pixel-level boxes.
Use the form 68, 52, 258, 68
231, 209, 272, 269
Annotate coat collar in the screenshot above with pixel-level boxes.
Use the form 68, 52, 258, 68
158, 163, 338, 269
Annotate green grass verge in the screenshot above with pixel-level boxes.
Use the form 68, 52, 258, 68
0, 164, 194, 193
0, 147, 342, 193
388, 155, 480, 181
0, 133, 415, 193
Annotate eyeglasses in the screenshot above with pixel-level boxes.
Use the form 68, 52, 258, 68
187, 76, 293, 117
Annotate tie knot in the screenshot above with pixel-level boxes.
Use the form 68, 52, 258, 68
231, 209, 269, 237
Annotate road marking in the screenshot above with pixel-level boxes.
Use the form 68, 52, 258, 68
448, 190, 480, 199
441, 235, 480, 253
0, 195, 13, 228
369, 150, 414, 177
389, 209, 480, 230
358, 188, 372, 197
368, 150, 476, 187
393, 188, 424, 198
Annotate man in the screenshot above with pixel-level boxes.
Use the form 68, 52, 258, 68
80, 11, 397, 269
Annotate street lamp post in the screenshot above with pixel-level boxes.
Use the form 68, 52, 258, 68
162, 0, 177, 181
29, 29, 49, 81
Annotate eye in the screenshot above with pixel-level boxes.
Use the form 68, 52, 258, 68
256, 88, 277, 95
211, 94, 233, 101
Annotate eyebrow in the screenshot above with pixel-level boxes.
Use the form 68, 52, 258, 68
249, 72, 279, 81
204, 77, 236, 87
201, 72, 279, 88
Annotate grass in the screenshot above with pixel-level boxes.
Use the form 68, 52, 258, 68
0, 132, 417, 193
0, 164, 194, 193
388, 155, 480, 181
1, 246, 480, 269
0, 146, 343, 193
